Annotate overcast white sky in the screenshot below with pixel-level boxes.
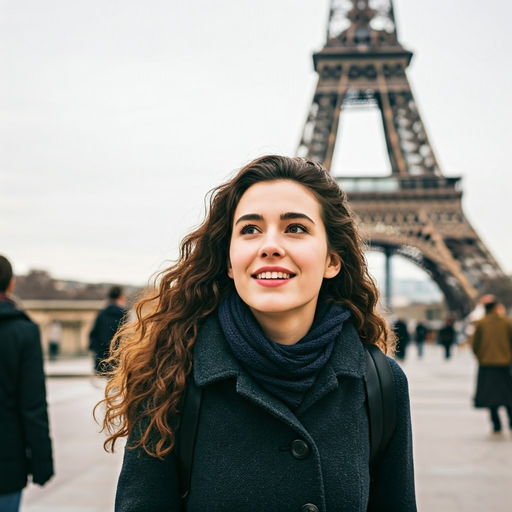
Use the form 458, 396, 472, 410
1, 0, 511, 287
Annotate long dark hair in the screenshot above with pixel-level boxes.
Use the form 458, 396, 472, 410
99, 155, 393, 458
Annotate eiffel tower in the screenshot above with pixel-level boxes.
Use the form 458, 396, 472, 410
297, 0, 511, 316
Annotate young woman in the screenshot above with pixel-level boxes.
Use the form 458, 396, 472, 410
101, 155, 416, 511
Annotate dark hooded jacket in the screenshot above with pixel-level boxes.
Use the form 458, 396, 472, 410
89, 303, 127, 358
0, 299, 54, 494
115, 315, 416, 512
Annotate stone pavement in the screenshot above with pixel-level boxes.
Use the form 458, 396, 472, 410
405, 343, 512, 511
22, 374, 123, 512
21, 344, 512, 511
43, 357, 95, 378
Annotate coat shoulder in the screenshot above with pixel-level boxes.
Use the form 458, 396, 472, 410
387, 357, 410, 401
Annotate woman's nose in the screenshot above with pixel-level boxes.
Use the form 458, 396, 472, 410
258, 233, 284, 258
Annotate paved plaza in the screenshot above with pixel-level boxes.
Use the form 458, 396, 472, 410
20, 344, 512, 511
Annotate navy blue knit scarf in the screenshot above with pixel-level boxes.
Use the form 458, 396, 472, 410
218, 293, 351, 409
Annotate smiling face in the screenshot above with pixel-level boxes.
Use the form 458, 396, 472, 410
228, 180, 341, 328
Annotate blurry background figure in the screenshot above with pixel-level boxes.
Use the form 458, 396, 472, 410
472, 301, 512, 437
463, 294, 497, 341
438, 318, 457, 360
394, 318, 410, 361
0, 255, 54, 512
89, 286, 128, 376
47, 319, 61, 361
414, 321, 429, 359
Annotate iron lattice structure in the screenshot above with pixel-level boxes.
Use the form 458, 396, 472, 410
297, 0, 511, 315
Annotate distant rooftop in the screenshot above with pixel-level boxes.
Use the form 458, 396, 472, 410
14, 269, 141, 301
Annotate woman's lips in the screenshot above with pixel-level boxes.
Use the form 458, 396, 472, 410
251, 268, 296, 287
253, 277, 292, 287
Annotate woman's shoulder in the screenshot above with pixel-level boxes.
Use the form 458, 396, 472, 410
386, 356, 411, 399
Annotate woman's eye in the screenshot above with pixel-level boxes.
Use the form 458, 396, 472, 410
287, 224, 307, 234
240, 224, 259, 235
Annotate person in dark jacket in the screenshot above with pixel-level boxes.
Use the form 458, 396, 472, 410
89, 286, 127, 375
99, 156, 416, 511
0, 255, 54, 512
393, 318, 410, 360
438, 318, 457, 359
415, 321, 428, 359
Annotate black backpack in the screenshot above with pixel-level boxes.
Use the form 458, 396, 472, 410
177, 343, 396, 501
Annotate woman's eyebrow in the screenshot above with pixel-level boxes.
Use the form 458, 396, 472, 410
234, 212, 315, 226
235, 213, 264, 226
281, 212, 315, 224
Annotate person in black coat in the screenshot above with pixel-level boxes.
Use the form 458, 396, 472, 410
415, 321, 428, 358
438, 318, 457, 359
99, 156, 416, 511
0, 255, 54, 512
393, 318, 410, 360
89, 286, 128, 374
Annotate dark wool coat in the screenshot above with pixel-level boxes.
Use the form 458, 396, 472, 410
0, 301, 54, 494
115, 315, 416, 512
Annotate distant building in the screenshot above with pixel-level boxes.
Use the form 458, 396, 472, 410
13, 270, 141, 356
22, 300, 104, 356
392, 302, 446, 324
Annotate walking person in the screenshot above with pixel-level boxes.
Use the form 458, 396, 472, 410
415, 321, 428, 359
0, 255, 54, 512
47, 319, 62, 361
472, 300, 512, 437
100, 156, 416, 511
393, 318, 410, 361
89, 286, 128, 375
438, 318, 457, 359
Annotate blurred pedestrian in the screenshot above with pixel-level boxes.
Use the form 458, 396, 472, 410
463, 294, 496, 341
0, 255, 54, 512
438, 318, 457, 359
394, 318, 410, 360
47, 319, 61, 361
89, 286, 128, 376
415, 321, 428, 359
472, 300, 512, 437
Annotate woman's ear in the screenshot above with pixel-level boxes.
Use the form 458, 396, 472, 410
227, 258, 233, 279
324, 252, 341, 279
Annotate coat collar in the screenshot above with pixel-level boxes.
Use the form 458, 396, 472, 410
193, 312, 366, 425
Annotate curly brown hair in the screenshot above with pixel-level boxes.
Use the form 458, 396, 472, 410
98, 155, 393, 459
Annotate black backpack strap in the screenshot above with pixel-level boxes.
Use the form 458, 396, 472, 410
364, 344, 396, 473
177, 374, 203, 503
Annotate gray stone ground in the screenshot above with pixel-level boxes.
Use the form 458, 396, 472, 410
20, 344, 512, 511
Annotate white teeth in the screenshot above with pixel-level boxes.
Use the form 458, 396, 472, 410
256, 272, 291, 279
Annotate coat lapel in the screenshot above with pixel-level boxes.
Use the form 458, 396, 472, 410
194, 314, 311, 437
194, 313, 366, 433
295, 321, 366, 416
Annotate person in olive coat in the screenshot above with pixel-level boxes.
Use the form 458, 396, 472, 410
100, 156, 416, 511
472, 300, 512, 435
0, 255, 54, 512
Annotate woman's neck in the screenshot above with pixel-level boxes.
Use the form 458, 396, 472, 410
250, 306, 316, 346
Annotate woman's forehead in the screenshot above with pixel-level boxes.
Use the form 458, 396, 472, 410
235, 180, 321, 216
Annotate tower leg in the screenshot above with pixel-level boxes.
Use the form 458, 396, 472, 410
385, 248, 393, 313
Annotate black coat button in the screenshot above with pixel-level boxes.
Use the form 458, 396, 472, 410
300, 504, 319, 512
291, 439, 310, 459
